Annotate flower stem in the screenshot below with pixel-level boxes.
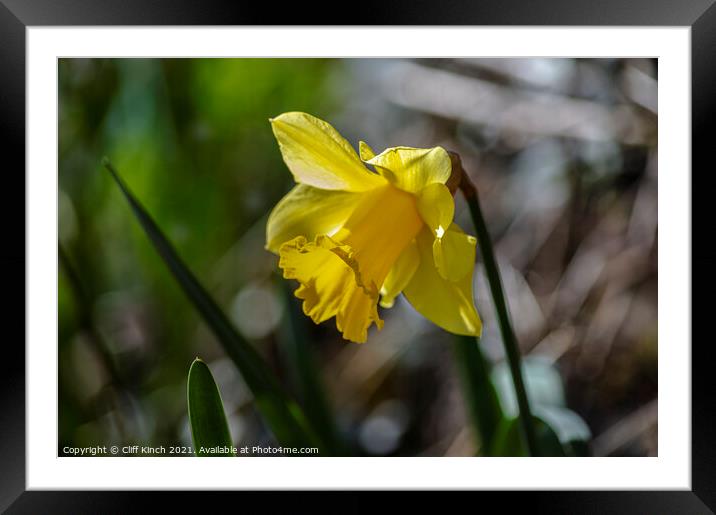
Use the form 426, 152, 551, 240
454, 153, 540, 457
453, 335, 503, 453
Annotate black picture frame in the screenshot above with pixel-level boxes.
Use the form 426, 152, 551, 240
1, 1, 713, 512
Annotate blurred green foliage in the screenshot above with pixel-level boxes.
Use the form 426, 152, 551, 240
59, 58, 342, 452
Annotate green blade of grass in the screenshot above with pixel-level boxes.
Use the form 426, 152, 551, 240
187, 358, 235, 456
103, 158, 321, 451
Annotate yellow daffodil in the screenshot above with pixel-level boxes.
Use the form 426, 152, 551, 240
266, 112, 482, 343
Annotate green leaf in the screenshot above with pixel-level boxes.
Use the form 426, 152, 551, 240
453, 336, 503, 454
187, 358, 235, 456
103, 158, 322, 451
491, 356, 592, 455
491, 356, 567, 416
489, 415, 565, 457
536, 405, 592, 456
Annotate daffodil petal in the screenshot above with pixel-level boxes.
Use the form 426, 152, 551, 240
403, 226, 482, 336
359, 141, 376, 161
417, 182, 454, 236
270, 112, 386, 192
362, 146, 452, 193
380, 240, 420, 308
265, 184, 361, 254
432, 223, 477, 282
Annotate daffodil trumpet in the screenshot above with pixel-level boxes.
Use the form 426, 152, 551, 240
265, 112, 482, 343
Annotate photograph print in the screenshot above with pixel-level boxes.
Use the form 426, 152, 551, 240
58, 57, 658, 458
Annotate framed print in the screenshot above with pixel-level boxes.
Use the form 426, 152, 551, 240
1, 0, 714, 511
